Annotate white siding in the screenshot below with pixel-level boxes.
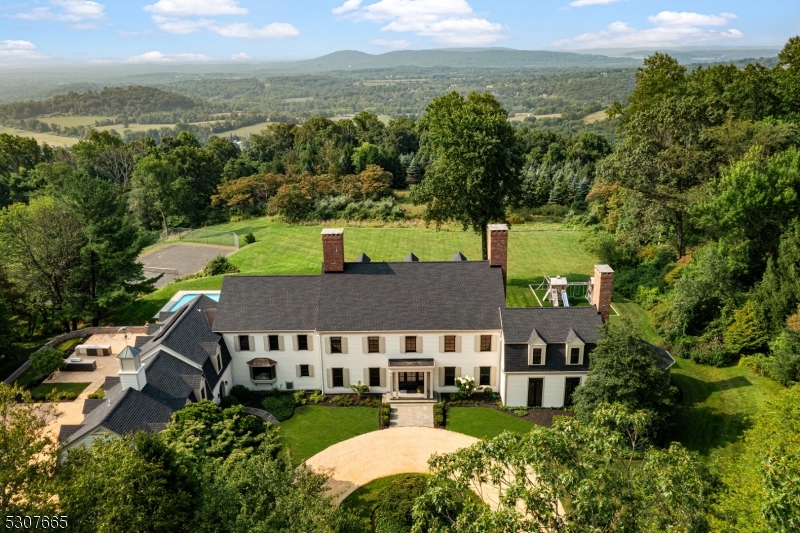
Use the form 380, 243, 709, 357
504, 373, 587, 408
64, 427, 119, 453
211, 364, 234, 402
223, 332, 323, 391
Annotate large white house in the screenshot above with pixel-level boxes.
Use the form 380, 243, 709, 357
62, 224, 627, 449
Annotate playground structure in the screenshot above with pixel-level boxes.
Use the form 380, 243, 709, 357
533, 276, 592, 307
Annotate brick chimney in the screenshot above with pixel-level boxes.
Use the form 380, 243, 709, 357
488, 224, 509, 288
591, 264, 615, 323
322, 228, 344, 273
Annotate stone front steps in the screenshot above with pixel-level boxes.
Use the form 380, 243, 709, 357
389, 403, 434, 428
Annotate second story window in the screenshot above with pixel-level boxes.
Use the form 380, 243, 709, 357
480, 335, 492, 352
405, 336, 417, 353
268, 335, 280, 351
331, 337, 343, 354
368, 336, 380, 353
444, 335, 456, 352
298, 335, 308, 351
238, 335, 250, 351
532, 347, 543, 365
570, 347, 581, 365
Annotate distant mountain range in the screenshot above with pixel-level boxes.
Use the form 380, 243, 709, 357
576, 47, 781, 64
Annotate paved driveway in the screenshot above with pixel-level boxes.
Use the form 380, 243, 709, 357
306, 427, 478, 504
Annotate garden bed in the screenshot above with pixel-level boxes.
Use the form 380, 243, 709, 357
30, 382, 91, 401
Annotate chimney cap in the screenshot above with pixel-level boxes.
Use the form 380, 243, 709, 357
594, 264, 614, 274
321, 228, 344, 235
488, 224, 509, 232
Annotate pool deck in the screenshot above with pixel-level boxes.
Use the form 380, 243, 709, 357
154, 290, 221, 319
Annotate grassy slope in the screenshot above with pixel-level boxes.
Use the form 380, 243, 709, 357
111, 220, 595, 325
447, 407, 534, 440
278, 405, 377, 464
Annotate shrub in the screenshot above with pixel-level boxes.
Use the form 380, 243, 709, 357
87, 386, 105, 400
261, 394, 295, 421
770, 329, 800, 385
203, 255, 240, 276
308, 390, 326, 404
688, 338, 734, 367
374, 475, 428, 533
330, 394, 354, 406
229, 385, 252, 404
454, 376, 477, 400
482, 387, 494, 402
243, 232, 256, 245
219, 395, 241, 409
30, 348, 66, 378
513, 409, 529, 417
293, 390, 307, 405
380, 403, 391, 427
433, 402, 445, 426
739, 354, 775, 378
350, 380, 369, 397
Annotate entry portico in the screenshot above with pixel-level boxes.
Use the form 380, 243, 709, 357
387, 359, 436, 400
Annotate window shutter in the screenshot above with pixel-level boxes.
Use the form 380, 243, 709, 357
455, 336, 462, 352
491, 335, 497, 352
439, 336, 445, 353
474, 335, 481, 352
416, 336, 423, 352
248, 336, 255, 352
234, 336, 241, 351
292, 335, 298, 351
341, 337, 348, 354
309, 365, 315, 378
278, 335, 285, 351
399, 336, 406, 354
455, 367, 461, 378
474, 367, 480, 382
379, 337, 385, 354
490, 367, 497, 387
362, 337, 369, 354
325, 337, 331, 354
363, 368, 369, 384
438, 367, 445, 386
263, 336, 270, 350
379, 368, 386, 387
326, 368, 333, 388
296, 365, 301, 378
343, 368, 350, 387
307, 335, 314, 351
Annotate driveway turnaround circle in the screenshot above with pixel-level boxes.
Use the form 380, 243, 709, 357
305, 427, 478, 503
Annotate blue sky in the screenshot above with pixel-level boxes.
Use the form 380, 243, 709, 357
0, 0, 798, 65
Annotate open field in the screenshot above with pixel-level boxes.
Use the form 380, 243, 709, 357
583, 110, 608, 123
509, 113, 562, 122
42, 115, 112, 127
96, 123, 176, 133
218, 122, 272, 138
0, 125, 77, 147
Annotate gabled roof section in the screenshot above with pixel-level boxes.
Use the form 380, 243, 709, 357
527, 328, 545, 344
501, 307, 602, 344
213, 275, 320, 332
565, 328, 583, 344
158, 295, 223, 367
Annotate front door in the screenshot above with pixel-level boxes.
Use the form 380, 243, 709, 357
564, 377, 581, 407
527, 378, 543, 407
399, 372, 424, 392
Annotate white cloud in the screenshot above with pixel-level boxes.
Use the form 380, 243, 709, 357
554, 11, 743, 49
13, 0, 106, 28
151, 15, 213, 34
370, 38, 412, 48
143, 0, 247, 17
231, 52, 251, 60
210, 22, 299, 39
332, 0, 506, 46
570, 0, 622, 6
123, 51, 214, 64
0, 40, 47, 61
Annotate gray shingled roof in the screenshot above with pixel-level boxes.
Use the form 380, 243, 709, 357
501, 307, 602, 344
504, 343, 595, 372
214, 276, 320, 332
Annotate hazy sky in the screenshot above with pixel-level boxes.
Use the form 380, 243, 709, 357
0, 0, 798, 65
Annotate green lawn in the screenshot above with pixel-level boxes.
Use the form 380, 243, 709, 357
341, 473, 429, 532
670, 358, 784, 465
30, 382, 91, 401
447, 407, 535, 440
278, 406, 378, 464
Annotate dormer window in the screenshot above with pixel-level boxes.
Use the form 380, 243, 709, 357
531, 347, 543, 365
570, 347, 581, 365
565, 329, 585, 365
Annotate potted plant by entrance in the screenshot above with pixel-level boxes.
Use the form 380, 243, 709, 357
416, 385, 424, 394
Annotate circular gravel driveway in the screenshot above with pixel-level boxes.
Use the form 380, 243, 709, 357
306, 427, 479, 503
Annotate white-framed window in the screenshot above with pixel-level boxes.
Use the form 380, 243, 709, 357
566, 342, 584, 365
530, 347, 544, 365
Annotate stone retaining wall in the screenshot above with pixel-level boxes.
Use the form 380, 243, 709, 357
4, 326, 149, 385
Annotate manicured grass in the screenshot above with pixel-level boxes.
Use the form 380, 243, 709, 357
446, 407, 535, 440
54, 337, 83, 353
278, 405, 378, 464
30, 382, 90, 401
670, 358, 784, 465
341, 473, 429, 531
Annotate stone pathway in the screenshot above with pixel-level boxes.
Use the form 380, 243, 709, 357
390, 403, 434, 427
243, 407, 280, 425
306, 427, 478, 504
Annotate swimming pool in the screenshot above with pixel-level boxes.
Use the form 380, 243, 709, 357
169, 293, 220, 312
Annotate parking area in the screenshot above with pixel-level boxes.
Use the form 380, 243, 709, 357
138, 243, 235, 288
